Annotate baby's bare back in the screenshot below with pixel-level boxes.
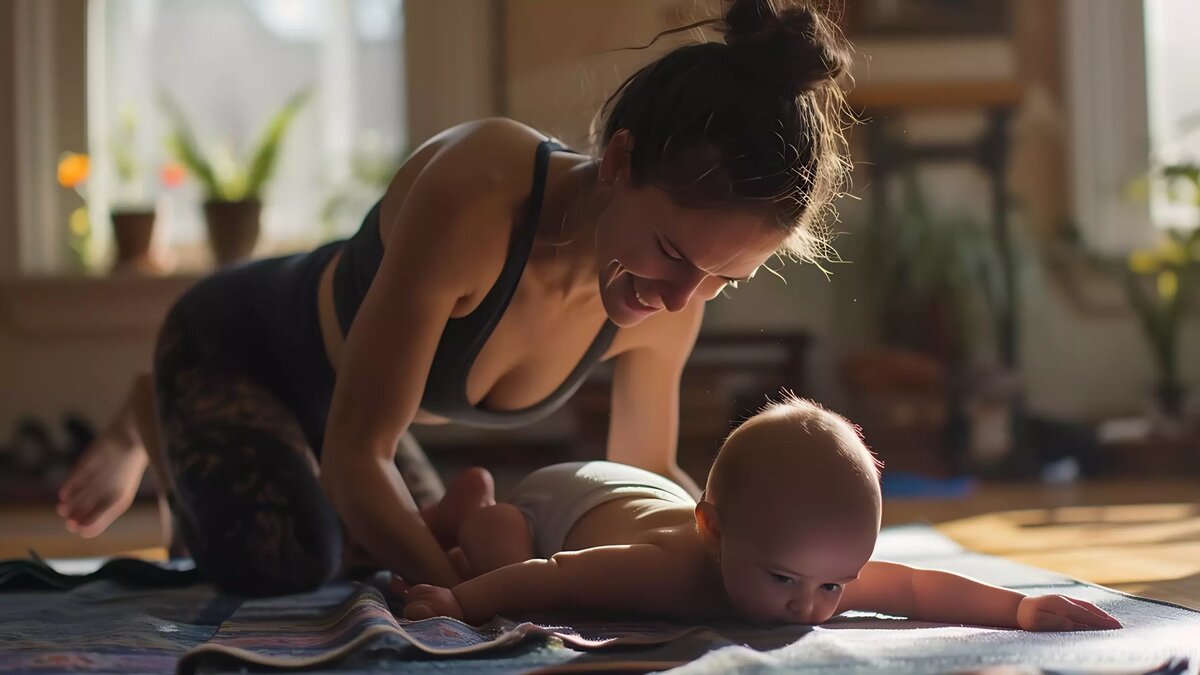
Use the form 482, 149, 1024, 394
561, 496, 731, 618
563, 496, 695, 549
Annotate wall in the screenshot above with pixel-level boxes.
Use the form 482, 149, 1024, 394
0, 0, 1194, 448
502, 0, 1197, 420
0, 1, 19, 276
0, 0, 142, 445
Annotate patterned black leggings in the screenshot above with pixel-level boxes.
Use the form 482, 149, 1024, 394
152, 249, 444, 597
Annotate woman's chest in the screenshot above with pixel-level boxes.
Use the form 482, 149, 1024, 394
462, 280, 611, 411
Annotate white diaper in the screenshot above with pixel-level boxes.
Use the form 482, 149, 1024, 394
506, 461, 697, 558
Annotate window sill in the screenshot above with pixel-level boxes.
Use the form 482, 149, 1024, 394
0, 274, 199, 339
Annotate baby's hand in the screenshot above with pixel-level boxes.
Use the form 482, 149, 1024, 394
403, 584, 464, 621
1017, 595, 1122, 631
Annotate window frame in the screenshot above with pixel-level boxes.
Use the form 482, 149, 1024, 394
5, 0, 503, 278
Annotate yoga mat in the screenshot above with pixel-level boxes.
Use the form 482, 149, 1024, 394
2, 525, 1197, 674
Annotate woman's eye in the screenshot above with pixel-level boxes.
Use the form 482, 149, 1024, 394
820, 583, 842, 592
771, 573, 794, 585
657, 239, 684, 262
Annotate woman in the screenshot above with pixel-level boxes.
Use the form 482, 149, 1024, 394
56, 0, 852, 596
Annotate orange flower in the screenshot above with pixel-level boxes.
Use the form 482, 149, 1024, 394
160, 161, 186, 188
57, 153, 90, 188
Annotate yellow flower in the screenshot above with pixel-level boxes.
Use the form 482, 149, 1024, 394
68, 206, 90, 237
1162, 240, 1189, 266
57, 153, 90, 188
1157, 270, 1178, 301
1129, 249, 1162, 274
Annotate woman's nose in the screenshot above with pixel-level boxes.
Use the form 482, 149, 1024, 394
660, 269, 707, 312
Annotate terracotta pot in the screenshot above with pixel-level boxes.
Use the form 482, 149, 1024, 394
203, 199, 261, 265
110, 209, 156, 272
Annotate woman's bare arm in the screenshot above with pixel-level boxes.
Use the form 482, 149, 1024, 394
321, 130, 522, 587
605, 302, 705, 496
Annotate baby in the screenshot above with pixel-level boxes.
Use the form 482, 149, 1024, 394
404, 397, 1121, 631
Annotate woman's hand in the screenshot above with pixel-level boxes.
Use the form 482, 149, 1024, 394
1016, 595, 1122, 631
403, 584, 465, 621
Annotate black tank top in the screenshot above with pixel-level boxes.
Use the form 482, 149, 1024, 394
332, 139, 618, 428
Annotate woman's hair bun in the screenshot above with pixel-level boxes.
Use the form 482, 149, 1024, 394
721, 0, 849, 95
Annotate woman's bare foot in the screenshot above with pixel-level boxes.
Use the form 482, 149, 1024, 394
55, 411, 148, 539
421, 467, 496, 549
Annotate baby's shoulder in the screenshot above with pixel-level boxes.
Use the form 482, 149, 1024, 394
643, 526, 714, 578
638, 528, 729, 617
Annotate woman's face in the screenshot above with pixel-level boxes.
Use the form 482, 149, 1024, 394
593, 133, 786, 327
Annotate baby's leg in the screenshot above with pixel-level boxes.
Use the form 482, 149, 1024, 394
421, 467, 495, 549
457, 503, 533, 575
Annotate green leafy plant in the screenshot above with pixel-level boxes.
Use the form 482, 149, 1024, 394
319, 131, 404, 238
159, 88, 310, 202
859, 173, 1009, 369
1121, 162, 1200, 414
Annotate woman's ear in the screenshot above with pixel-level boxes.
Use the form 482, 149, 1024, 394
599, 129, 635, 187
695, 500, 722, 559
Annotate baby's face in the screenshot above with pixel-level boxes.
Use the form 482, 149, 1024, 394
717, 517, 877, 624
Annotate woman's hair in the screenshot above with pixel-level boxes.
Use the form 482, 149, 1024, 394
595, 0, 853, 262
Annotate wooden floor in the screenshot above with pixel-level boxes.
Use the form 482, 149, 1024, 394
3, 479, 1198, 609
883, 480, 1200, 609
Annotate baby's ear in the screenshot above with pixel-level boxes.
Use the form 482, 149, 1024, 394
694, 501, 723, 556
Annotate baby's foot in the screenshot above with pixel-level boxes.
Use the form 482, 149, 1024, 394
424, 467, 495, 548
56, 427, 148, 538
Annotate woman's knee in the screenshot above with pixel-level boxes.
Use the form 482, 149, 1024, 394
169, 426, 343, 596
195, 503, 343, 596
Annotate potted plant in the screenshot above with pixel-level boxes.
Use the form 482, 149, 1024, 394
858, 173, 1009, 371
845, 171, 1016, 474
159, 88, 310, 266
108, 108, 187, 274
56, 109, 186, 275
1123, 163, 1200, 420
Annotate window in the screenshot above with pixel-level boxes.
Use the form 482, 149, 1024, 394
86, 0, 406, 270
1144, 0, 1200, 230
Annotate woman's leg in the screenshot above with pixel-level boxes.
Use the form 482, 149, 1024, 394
155, 322, 342, 596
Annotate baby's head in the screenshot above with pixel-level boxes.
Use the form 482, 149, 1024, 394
695, 395, 882, 624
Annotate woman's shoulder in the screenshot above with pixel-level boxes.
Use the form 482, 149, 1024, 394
421, 117, 557, 173
373, 119, 563, 304
379, 118, 554, 234
386, 119, 557, 218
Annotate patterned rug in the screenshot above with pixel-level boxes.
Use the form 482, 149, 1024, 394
2, 526, 1197, 674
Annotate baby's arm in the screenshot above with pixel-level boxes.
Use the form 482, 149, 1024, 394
404, 543, 684, 624
838, 561, 1121, 631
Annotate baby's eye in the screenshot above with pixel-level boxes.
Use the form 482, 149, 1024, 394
820, 583, 842, 592
770, 573, 794, 585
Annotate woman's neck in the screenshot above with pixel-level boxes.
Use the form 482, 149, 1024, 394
530, 155, 607, 307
